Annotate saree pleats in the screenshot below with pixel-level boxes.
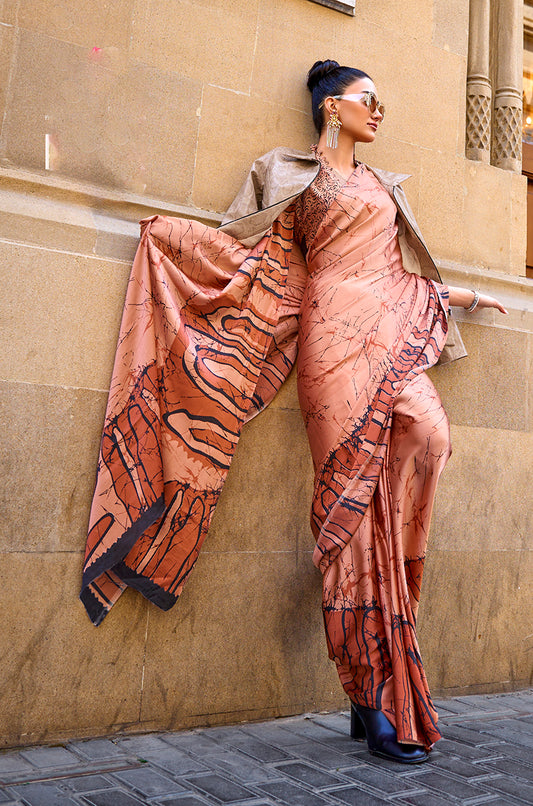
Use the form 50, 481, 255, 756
321, 374, 450, 747
81, 209, 306, 625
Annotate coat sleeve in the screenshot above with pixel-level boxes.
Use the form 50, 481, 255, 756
220, 159, 265, 225
221, 148, 320, 228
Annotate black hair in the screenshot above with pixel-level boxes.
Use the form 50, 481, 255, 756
307, 59, 371, 132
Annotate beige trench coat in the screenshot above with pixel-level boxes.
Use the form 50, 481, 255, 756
219, 147, 466, 365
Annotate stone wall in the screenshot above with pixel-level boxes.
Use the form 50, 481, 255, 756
0, 0, 531, 748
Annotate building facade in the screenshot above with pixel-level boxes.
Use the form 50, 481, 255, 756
0, 0, 531, 747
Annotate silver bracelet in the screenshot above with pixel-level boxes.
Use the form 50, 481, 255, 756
466, 291, 480, 312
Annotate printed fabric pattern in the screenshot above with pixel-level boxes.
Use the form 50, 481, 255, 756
80, 210, 307, 625
295, 156, 450, 747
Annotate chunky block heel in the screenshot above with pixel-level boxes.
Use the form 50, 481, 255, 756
350, 703, 366, 741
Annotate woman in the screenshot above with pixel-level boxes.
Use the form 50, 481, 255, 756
80, 60, 507, 764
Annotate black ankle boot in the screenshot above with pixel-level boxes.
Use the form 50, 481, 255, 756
350, 703, 428, 764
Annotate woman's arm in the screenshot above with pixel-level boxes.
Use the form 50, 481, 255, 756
447, 286, 508, 315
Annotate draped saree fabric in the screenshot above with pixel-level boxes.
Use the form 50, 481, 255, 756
80, 210, 307, 624
81, 151, 450, 749
294, 157, 450, 747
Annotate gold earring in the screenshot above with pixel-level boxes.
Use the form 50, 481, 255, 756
326, 108, 341, 148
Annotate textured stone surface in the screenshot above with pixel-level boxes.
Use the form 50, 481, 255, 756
139, 548, 343, 730
529, 331, 533, 433
0, 23, 16, 129
19, 746, 81, 769
0, 381, 106, 552
431, 425, 533, 551
419, 549, 532, 694
251, 1, 339, 112
0, 553, 147, 748
207, 404, 314, 555
112, 767, 186, 797
0, 0, 531, 751
361, 37, 464, 155
0, 241, 128, 389
130, 0, 259, 92
511, 171, 528, 274
193, 83, 312, 213
429, 321, 530, 431
1, 29, 200, 201
0, 691, 531, 804
417, 152, 466, 264
351, 0, 433, 41
432, 0, 469, 55
15, 0, 136, 51
463, 160, 514, 273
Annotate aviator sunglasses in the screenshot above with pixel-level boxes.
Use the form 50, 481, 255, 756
321, 91, 385, 119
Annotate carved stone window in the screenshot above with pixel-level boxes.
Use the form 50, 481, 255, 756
466, 0, 522, 172
308, 0, 355, 15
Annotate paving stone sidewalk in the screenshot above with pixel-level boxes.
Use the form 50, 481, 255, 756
0, 690, 532, 806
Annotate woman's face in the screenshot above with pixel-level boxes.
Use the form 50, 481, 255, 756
326, 77, 384, 143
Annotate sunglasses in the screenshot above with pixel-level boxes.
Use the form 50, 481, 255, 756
324, 91, 385, 119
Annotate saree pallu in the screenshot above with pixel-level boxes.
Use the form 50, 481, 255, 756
80, 210, 307, 625
295, 159, 450, 748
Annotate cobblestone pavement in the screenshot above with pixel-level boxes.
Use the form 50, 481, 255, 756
0, 690, 532, 806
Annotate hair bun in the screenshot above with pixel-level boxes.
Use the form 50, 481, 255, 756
307, 60, 341, 92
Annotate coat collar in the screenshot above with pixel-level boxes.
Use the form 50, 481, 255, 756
367, 164, 411, 189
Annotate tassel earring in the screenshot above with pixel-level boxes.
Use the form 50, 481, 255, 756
326, 109, 341, 148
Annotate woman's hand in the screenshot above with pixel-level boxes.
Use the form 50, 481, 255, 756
475, 293, 508, 314
447, 286, 508, 315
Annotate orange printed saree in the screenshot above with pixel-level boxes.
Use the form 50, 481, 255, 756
295, 157, 450, 747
